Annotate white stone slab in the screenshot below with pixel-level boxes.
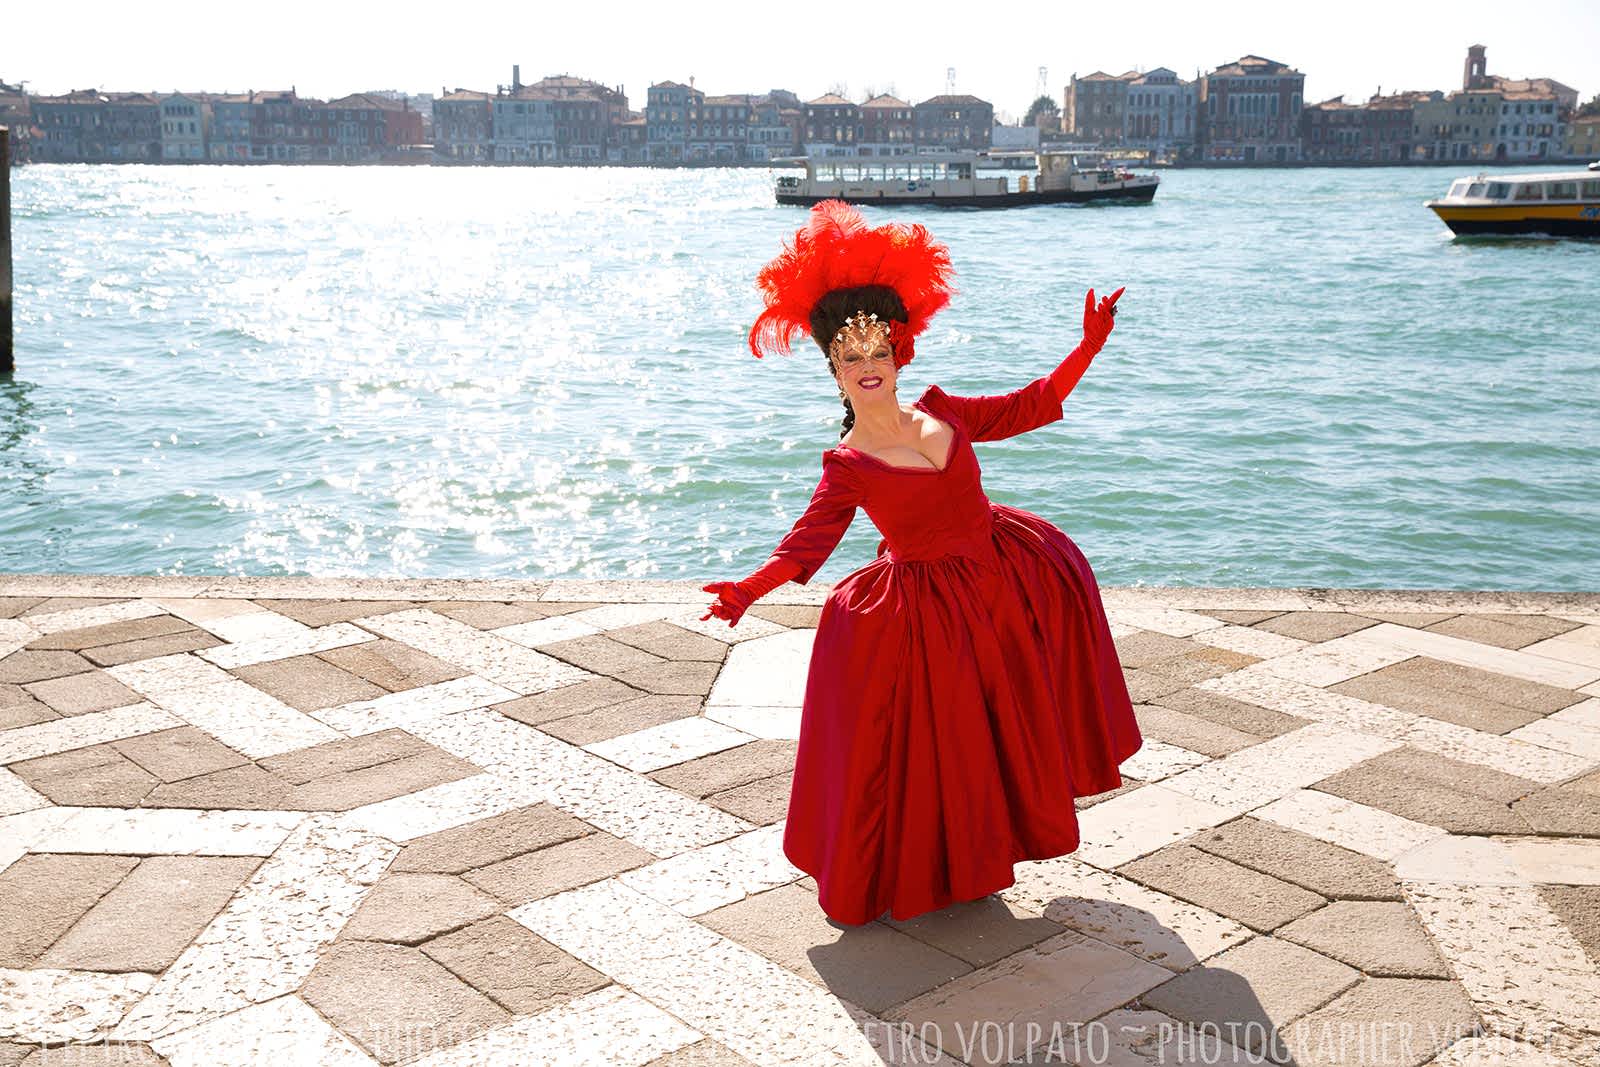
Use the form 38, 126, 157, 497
1428, 1034, 1587, 1067
357, 609, 592, 694
703, 704, 802, 741
336, 773, 545, 843
1356, 622, 1600, 689
1520, 633, 1600, 671
1500, 835, 1600, 886
20, 598, 167, 636
106, 652, 234, 701
1403, 880, 1600, 1061
112, 814, 399, 1041
664, 608, 788, 645
0, 701, 181, 765
0, 766, 48, 818
1002, 854, 1252, 971
1547, 697, 1600, 730
1251, 788, 1446, 861
1105, 608, 1225, 638
0, 968, 157, 1043
150, 994, 378, 1067
407, 709, 752, 857
585, 716, 756, 773
32, 807, 305, 856
1200, 668, 1591, 784
0, 806, 77, 877
311, 675, 519, 735
1506, 717, 1600, 763
196, 610, 313, 645
1116, 738, 1211, 783
0, 618, 34, 659
512, 879, 884, 1067
564, 603, 705, 631
1081, 1007, 1267, 1066
1070, 785, 1238, 870
1253, 630, 1414, 687
706, 628, 814, 709
197, 621, 373, 669
1159, 721, 1400, 815
618, 823, 801, 916
493, 614, 602, 649
1391, 834, 1525, 886
409, 984, 701, 1067
154, 597, 281, 626
1190, 624, 1308, 659
155, 679, 342, 759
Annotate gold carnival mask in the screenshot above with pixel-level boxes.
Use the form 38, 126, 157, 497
829, 311, 895, 375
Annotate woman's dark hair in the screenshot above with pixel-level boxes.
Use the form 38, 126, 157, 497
810, 285, 909, 439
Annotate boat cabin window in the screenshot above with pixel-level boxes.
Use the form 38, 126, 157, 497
1513, 183, 1543, 201
1547, 182, 1578, 200
1486, 182, 1511, 199
1448, 180, 1471, 198
1466, 182, 1487, 198
1584, 180, 1600, 198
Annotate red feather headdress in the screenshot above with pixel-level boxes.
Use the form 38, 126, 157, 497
748, 200, 955, 369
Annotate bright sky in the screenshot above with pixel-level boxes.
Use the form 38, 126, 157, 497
8, 0, 1597, 119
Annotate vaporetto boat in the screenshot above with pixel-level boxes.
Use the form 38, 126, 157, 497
1426, 169, 1600, 236
772, 149, 1160, 209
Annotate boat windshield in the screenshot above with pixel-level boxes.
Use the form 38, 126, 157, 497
814, 161, 971, 181
1486, 182, 1511, 199
1448, 180, 1471, 198
1466, 181, 1488, 198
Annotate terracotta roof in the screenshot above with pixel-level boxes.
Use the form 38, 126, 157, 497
439, 89, 492, 102
915, 94, 992, 107
806, 93, 854, 106
862, 94, 910, 108
1208, 55, 1301, 78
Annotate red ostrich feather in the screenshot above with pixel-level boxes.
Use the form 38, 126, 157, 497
748, 200, 956, 368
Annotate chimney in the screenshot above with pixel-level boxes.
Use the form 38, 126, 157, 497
513, 65, 522, 92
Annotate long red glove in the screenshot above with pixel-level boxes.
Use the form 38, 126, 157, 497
701, 555, 803, 628
1049, 286, 1124, 403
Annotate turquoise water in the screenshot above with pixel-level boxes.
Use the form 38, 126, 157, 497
1, 164, 1595, 590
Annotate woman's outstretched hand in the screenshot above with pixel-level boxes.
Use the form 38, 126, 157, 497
701, 580, 753, 628
1083, 286, 1125, 350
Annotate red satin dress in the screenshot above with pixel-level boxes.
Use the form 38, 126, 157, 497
771, 373, 1143, 926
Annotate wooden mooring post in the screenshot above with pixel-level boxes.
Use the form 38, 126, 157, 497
1, 126, 11, 373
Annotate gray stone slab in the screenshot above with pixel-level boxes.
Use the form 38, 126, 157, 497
230, 654, 386, 712
1313, 763, 1533, 835
491, 677, 642, 727
15, 1044, 169, 1066
341, 873, 502, 946
81, 631, 223, 668
256, 728, 437, 784
615, 660, 720, 697
700, 882, 973, 1013
1114, 631, 1200, 668
1512, 787, 1600, 837
1278, 977, 1478, 1067
536, 695, 702, 746
1118, 843, 1327, 933
1188, 817, 1404, 901
0, 650, 94, 685
110, 727, 251, 782
0, 853, 141, 966
649, 739, 798, 799
26, 615, 194, 653
300, 940, 510, 1064
1275, 901, 1452, 978
142, 764, 298, 810
746, 604, 818, 627
23, 670, 142, 716
420, 913, 609, 1015
1353, 744, 1540, 804
606, 621, 729, 663
538, 634, 668, 678
1425, 612, 1582, 650
1132, 702, 1264, 758
1122, 667, 1191, 703
392, 803, 594, 875
11, 744, 156, 807
463, 832, 654, 906
0, 693, 57, 730
0, 597, 47, 619
37, 856, 262, 973
1202, 610, 1284, 625
1539, 885, 1600, 967
255, 598, 419, 626
289, 751, 482, 812
315, 638, 466, 692
423, 601, 554, 629
1141, 935, 1361, 1058
1253, 612, 1378, 642
705, 772, 794, 826
1354, 611, 1458, 627
879, 892, 1066, 969
1152, 686, 1311, 739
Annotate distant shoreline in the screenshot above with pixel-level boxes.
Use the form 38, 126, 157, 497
7, 156, 1596, 170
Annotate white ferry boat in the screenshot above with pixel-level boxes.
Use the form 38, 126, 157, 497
772, 149, 1159, 209
1425, 169, 1600, 236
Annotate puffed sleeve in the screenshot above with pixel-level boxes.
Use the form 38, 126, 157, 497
767, 451, 865, 585
923, 375, 1064, 443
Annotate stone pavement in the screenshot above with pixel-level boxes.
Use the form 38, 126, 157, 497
1, 575, 1598, 1067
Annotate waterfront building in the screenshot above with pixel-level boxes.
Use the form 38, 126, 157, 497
613, 114, 647, 163
322, 93, 423, 162
646, 80, 701, 164
746, 91, 800, 161
0, 81, 34, 163
1123, 68, 1196, 155
1412, 46, 1576, 162
493, 87, 556, 163
1566, 114, 1600, 161
860, 94, 914, 155
1065, 71, 1134, 144
159, 92, 210, 160
104, 92, 162, 161
912, 94, 993, 150
246, 90, 324, 163
31, 90, 110, 162
208, 93, 252, 161
1198, 55, 1304, 163
525, 75, 625, 162
433, 89, 492, 162
804, 93, 860, 156
689, 93, 751, 163
1301, 91, 1432, 163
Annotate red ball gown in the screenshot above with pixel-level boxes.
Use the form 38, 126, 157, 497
769, 372, 1143, 926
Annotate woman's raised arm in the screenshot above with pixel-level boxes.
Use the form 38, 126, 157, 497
1048, 286, 1124, 403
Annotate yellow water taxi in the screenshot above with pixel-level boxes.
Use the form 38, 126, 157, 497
1426, 170, 1600, 236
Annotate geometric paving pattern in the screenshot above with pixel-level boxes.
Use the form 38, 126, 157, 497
1, 575, 1598, 1066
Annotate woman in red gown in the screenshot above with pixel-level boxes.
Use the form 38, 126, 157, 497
702, 201, 1143, 926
